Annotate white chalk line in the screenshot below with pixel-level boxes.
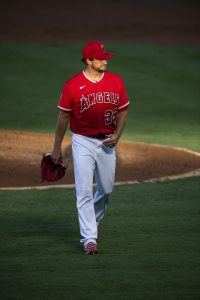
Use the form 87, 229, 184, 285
0, 168, 200, 191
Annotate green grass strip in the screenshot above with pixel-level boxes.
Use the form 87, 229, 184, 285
0, 177, 199, 300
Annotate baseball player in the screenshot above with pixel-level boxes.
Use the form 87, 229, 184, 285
51, 41, 129, 254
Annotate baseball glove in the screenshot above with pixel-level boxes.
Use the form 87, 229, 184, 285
40, 153, 67, 182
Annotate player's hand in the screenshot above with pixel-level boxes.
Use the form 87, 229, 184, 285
103, 133, 119, 147
50, 148, 62, 164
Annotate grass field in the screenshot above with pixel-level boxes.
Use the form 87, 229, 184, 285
0, 42, 200, 299
0, 177, 200, 300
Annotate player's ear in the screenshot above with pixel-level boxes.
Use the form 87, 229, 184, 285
86, 58, 93, 66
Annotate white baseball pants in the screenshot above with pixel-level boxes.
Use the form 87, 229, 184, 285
72, 133, 116, 246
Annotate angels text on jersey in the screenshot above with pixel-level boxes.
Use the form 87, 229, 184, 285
80, 92, 119, 113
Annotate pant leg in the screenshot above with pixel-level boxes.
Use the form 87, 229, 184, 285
72, 134, 97, 245
94, 145, 116, 223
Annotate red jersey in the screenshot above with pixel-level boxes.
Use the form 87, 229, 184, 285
58, 71, 129, 136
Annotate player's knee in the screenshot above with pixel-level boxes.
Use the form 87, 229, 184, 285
76, 190, 93, 208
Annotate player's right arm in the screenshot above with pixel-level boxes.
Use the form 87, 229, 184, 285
51, 110, 70, 163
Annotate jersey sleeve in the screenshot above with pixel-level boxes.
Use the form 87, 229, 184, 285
118, 78, 130, 112
57, 82, 73, 112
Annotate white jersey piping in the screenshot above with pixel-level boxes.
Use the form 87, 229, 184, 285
118, 102, 130, 110
83, 70, 105, 83
57, 105, 72, 112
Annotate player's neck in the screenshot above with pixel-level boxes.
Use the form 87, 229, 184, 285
84, 68, 104, 82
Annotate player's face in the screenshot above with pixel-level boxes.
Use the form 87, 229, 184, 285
91, 59, 108, 73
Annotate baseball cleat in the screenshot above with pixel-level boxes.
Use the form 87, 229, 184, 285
84, 242, 98, 255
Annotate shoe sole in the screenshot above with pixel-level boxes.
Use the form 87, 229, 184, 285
84, 251, 98, 255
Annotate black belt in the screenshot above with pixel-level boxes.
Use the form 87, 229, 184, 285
88, 133, 113, 140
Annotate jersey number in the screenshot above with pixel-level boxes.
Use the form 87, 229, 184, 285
104, 108, 118, 125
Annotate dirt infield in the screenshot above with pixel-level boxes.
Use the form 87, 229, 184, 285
0, 129, 200, 188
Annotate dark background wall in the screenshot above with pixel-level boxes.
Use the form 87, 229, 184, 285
0, 0, 200, 45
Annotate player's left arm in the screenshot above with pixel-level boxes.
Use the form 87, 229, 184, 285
104, 110, 128, 147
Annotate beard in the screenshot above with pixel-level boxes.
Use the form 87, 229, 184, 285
92, 64, 107, 73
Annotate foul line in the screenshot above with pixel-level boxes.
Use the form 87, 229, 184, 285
0, 169, 200, 191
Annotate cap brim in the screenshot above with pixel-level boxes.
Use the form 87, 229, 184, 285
95, 52, 114, 60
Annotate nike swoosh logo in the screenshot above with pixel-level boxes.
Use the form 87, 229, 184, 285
80, 85, 86, 89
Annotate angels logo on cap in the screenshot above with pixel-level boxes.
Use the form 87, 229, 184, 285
82, 41, 114, 60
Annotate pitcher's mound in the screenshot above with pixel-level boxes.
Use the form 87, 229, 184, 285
0, 129, 200, 188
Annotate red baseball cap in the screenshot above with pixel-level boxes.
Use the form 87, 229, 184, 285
82, 41, 114, 60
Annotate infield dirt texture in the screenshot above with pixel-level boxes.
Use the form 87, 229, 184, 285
0, 129, 200, 188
